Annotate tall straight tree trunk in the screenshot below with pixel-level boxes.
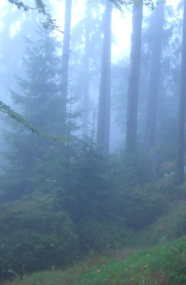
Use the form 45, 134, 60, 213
61, 0, 72, 124
126, 0, 143, 153
144, 1, 165, 150
175, 0, 186, 185
97, 0, 112, 156
82, 3, 91, 136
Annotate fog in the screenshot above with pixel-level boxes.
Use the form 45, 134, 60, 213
0, 0, 186, 281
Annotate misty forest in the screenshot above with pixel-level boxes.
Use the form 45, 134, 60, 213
2, 0, 186, 284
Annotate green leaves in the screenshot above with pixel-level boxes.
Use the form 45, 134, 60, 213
0, 100, 40, 134
7, 0, 32, 11
0, 198, 78, 279
7, 0, 60, 31
111, 0, 158, 10
0, 100, 65, 142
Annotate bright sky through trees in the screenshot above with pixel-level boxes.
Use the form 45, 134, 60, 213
0, 0, 178, 63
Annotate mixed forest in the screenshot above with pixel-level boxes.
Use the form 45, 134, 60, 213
1, 0, 186, 284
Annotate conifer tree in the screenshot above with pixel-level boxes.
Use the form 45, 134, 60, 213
126, 0, 143, 153
61, 0, 72, 124
97, 0, 113, 156
1, 27, 63, 194
82, 2, 91, 136
144, 1, 165, 150
175, 0, 186, 185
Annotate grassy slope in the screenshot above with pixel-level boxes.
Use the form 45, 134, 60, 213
3, 238, 186, 285
134, 206, 184, 248
2, 200, 186, 285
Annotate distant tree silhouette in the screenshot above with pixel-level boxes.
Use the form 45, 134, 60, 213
97, 0, 113, 156
175, 0, 186, 185
82, 2, 91, 136
61, 0, 72, 125
126, 1, 143, 152
144, 1, 165, 150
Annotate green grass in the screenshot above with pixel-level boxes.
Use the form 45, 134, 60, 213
2, 199, 186, 285
133, 199, 186, 247
3, 237, 186, 285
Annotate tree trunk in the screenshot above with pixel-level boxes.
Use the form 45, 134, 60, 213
126, 0, 143, 153
96, 0, 112, 156
61, 0, 72, 124
82, 3, 91, 136
144, 1, 165, 150
175, 0, 186, 185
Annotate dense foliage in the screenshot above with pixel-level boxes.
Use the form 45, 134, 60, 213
0, 197, 78, 280
1, 0, 186, 282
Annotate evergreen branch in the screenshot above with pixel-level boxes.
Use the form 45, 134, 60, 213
0, 101, 66, 142
7, 0, 33, 11
111, 0, 157, 10
7, 0, 60, 31
35, 0, 46, 14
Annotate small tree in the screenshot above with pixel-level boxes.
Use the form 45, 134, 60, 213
1, 27, 63, 195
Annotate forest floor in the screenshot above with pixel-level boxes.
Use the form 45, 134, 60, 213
2, 200, 186, 285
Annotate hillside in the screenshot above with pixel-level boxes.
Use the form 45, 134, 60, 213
3, 197, 186, 285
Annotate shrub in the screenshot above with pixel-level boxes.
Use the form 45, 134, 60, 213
0, 196, 78, 280
111, 184, 167, 231
77, 218, 132, 253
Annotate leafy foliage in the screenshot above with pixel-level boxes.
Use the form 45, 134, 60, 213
0, 197, 78, 280
7, 0, 32, 11
112, 0, 157, 10
0, 101, 63, 142
1, 27, 65, 193
7, 0, 59, 30
1, 0, 186, 282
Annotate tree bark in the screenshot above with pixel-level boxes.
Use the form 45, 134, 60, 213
96, 0, 112, 156
144, 1, 165, 150
82, 3, 91, 136
61, 0, 72, 123
175, 0, 186, 185
126, 0, 143, 153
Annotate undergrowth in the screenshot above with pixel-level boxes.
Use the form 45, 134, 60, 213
3, 237, 186, 285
